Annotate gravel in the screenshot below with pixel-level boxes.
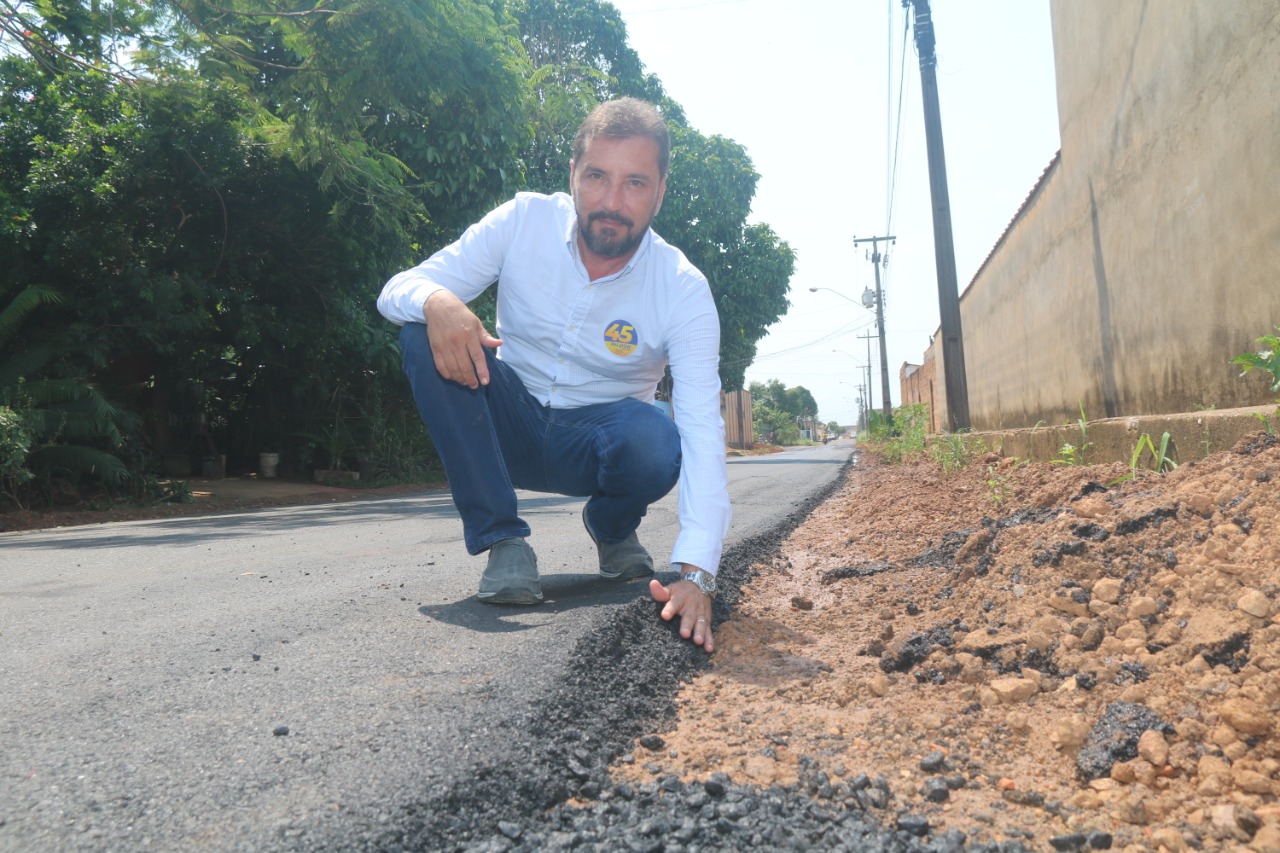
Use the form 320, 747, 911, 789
307, 462, 1033, 852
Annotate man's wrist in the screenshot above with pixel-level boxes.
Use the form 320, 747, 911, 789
678, 567, 717, 598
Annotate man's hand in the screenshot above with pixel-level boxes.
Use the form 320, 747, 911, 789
649, 567, 714, 653
423, 290, 502, 388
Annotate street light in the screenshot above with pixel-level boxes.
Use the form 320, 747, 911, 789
811, 270, 892, 425
810, 286, 860, 306
809, 286, 882, 313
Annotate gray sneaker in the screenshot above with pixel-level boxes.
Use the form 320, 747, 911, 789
582, 505, 654, 581
477, 538, 543, 605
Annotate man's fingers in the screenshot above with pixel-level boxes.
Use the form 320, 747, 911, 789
424, 294, 501, 389
433, 346, 477, 388
469, 343, 490, 386
468, 332, 503, 386
692, 616, 710, 648
649, 579, 714, 652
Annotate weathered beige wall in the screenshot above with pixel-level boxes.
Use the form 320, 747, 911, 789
933, 0, 1280, 433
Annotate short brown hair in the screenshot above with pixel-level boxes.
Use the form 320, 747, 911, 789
572, 97, 671, 177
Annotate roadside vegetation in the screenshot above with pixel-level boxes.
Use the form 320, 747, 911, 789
0, 0, 796, 512
860, 327, 1280, 504
749, 379, 839, 447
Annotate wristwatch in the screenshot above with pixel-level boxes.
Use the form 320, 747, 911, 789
678, 568, 717, 598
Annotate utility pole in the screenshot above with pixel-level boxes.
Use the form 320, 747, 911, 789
854, 235, 895, 424
857, 331, 876, 419
903, 0, 970, 431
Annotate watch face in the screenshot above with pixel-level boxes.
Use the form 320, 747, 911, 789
684, 571, 714, 595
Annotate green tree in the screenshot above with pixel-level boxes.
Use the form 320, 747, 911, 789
750, 379, 816, 422
658, 129, 794, 390
1, 0, 796, 496
508, 1, 794, 390
511, 0, 677, 195
749, 379, 819, 445
1, 1, 533, 485
159, 0, 532, 247
0, 285, 135, 506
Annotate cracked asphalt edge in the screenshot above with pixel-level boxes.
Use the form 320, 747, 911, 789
370, 460, 858, 849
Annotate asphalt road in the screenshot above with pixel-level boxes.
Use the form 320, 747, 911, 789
0, 441, 854, 852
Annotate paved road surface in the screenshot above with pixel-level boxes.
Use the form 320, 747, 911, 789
0, 442, 853, 852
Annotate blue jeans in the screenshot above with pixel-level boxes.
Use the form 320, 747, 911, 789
399, 323, 682, 556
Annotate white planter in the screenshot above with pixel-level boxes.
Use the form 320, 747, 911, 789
259, 452, 280, 479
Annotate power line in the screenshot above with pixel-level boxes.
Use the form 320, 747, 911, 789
728, 316, 876, 368
885, 6, 912, 234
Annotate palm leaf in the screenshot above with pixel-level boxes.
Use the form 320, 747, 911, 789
0, 341, 54, 388
0, 286, 63, 348
26, 444, 130, 485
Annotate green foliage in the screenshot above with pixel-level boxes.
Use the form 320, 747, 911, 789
749, 379, 820, 446
298, 415, 356, 472
1052, 404, 1092, 466
1111, 432, 1177, 485
505, 1, 797, 392
1, 0, 795, 509
163, 0, 533, 245
662, 129, 795, 390
0, 405, 35, 508
752, 405, 797, 446
1232, 327, 1280, 393
985, 463, 1014, 507
930, 431, 986, 474
0, 285, 135, 505
157, 478, 194, 504
512, 0, 669, 195
1143, 431, 1178, 474
359, 391, 443, 485
749, 380, 817, 422
1252, 410, 1277, 436
869, 403, 929, 464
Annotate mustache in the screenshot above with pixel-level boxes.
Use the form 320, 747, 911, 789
588, 211, 634, 229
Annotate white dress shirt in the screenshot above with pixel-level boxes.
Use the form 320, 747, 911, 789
378, 191, 731, 574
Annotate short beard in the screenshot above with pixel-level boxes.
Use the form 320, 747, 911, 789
579, 211, 646, 259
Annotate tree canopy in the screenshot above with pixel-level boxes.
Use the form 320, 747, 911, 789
0, 0, 795, 504
749, 379, 820, 446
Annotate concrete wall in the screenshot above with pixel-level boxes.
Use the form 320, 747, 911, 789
901, 357, 939, 433
931, 0, 1280, 433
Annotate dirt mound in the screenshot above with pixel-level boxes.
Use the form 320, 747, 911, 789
613, 433, 1280, 851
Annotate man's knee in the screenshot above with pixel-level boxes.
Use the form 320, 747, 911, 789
616, 401, 681, 489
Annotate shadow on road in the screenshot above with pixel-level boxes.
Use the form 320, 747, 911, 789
417, 571, 668, 634
2, 493, 462, 550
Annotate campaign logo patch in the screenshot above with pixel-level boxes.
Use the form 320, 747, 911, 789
603, 320, 638, 356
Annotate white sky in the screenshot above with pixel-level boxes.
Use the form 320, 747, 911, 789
608, 0, 1061, 427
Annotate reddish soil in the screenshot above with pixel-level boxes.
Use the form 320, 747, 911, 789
616, 433, 1280, 852
10, 438, 1280, 850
